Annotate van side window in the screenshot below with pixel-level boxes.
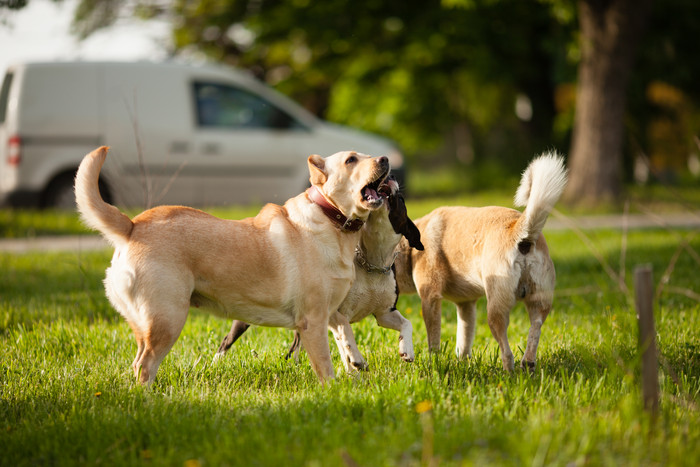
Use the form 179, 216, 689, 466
0, 72, 13, 124
194, 82, 300, 130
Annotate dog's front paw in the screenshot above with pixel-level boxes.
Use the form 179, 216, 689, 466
351, 359, 369, 371
346, 355, 369, 372
211, 350, 227, 364
502, 353, 515, 372
398, 333, 414, 363
520, 359, 536, 373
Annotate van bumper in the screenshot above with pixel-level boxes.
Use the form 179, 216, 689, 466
0, 190, 41, 208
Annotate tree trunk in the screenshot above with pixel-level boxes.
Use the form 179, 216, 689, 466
564, 0, 652, 205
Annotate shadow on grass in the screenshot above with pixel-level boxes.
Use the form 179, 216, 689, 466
0, 250, 116, 332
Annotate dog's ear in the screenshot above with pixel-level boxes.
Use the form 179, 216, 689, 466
403, 217, 424, 250
307, 154, 327, 186
388, 193, 424, 250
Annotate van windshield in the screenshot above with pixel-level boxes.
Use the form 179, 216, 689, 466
0, 72, 13, 124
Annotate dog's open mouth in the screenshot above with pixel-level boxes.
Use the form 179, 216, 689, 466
362, 169, 390, 207
377, 177, 399, 200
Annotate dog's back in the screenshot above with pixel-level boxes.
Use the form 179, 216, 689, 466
396, 152, 566, 300
396, 205, 530, 299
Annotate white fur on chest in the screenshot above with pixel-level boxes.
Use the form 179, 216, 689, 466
339, 268, 397, 323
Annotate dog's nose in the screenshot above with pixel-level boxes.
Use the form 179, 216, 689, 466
377, 156, 389, 169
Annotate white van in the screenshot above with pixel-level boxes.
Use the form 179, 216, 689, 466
0, 61, 404, 209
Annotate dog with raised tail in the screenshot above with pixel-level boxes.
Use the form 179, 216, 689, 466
394, 152, 568, 371
214, 176, 425, 371
75, 147, 390, 384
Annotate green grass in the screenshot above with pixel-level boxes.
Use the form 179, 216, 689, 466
1, 226, 699, 465
0, 205, 265, 238
0, 209, 89, 238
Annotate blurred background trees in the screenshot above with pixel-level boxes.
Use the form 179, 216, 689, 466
565, 0, 652, 204
168, 0, 571, 194
6, 0, 700, 204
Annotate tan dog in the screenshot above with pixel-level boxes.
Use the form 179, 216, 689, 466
75, 146, 389, 384
394, 153, 567, 371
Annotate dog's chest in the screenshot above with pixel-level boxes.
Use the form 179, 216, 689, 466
315, 231, 357, 274
340, 270, 396, 322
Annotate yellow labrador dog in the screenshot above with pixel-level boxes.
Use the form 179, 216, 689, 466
394, 152, 567, 371
75, 146, 389, 384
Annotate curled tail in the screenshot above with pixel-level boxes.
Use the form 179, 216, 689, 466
74, 146, 133, 246
513, 151, 568, 242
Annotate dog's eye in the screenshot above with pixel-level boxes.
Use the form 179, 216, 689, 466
345, 156, 357, 165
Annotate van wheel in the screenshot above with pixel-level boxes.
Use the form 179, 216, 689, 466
43, 174, 77, 210
43, 173, 112, 210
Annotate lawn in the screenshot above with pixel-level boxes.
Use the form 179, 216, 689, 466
1, 202, 699, 465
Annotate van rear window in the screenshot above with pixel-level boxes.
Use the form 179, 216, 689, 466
0, 72, 13, 124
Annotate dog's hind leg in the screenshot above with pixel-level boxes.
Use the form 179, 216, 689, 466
485, 294, 515, 372
284, 331, 303, 362
133, 306, 189, 384
418, 287, 443, 352
127, 322, 146, 378
213, 321, 251, 362
521, 299, 551, 371
521, 245, 555, 371
124, 279, 191, 385
373, 308, 414, 362
104, 265, 151, 380
455, 300, 477, 359
329, 312, 368, 372
298, 316, 335, 383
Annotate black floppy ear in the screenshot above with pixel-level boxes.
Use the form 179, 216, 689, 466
403, 216, 424, 250
388, 193, 424, 250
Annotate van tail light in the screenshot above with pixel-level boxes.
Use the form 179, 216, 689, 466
7, 134, 20, 166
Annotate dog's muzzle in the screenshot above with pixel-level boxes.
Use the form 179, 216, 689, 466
361, 157, 390, 208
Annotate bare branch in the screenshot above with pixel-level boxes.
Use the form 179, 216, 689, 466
655, 242, 686, 302
154, 160, 188, 206
122, 93, 153, 209
662, 286, 700, 302
551, 208, 628, 293
554, 285, 601, 297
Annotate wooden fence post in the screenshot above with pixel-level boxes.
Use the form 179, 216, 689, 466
634, 265, 659, 415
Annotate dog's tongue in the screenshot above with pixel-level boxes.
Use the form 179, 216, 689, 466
364, 187, 380, 201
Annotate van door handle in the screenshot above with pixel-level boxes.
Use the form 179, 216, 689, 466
170, 141, 190, 154
202, 142, 221, 156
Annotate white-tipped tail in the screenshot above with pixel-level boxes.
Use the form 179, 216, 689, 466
513, 151, 568, 241
74, 147, 133, 246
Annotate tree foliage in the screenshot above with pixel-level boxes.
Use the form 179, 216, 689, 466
168, 0, 575, 167
7, 0, 700, 199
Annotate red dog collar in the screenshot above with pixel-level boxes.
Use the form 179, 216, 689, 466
306, 186, 364, 232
